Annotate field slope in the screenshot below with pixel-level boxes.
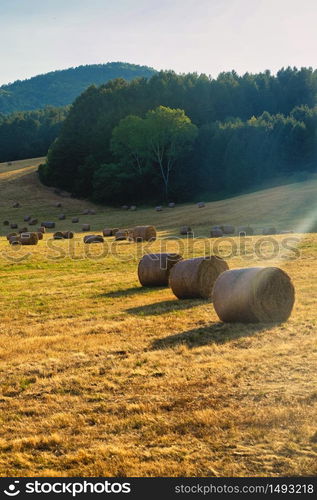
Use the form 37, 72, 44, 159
0, 158, 316, 477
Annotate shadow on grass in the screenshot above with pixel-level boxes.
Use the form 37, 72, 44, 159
151, 322, 275, 350
98, 286, 164, 299
126, 299, 204, 316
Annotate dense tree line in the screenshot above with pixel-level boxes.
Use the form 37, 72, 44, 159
0, 62, 155, 114
39, 67, 317, 204
0, 107, 68, 162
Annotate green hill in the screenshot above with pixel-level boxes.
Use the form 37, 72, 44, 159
0, 62, 156, 114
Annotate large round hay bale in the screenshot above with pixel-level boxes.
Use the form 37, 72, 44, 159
138, 253, 183, 287
38, 227, 46, 234
83, 234, 104, 244
24, 215, 31, 222
20, 232, 39, 245
210, 228, 223, 238
168, 202, 175, 208
115, 229, 129, 241
53, 231, 64, 240
58, 214, 66, 220
155, 206, 163, 212
10, 223, 18, 229
12, 202, 20, 208
3, 220, 9, 226
63, 231, 74, 239
41, 221, 55, 229
132, 226, 156, 242
220, 225, 235, 235
82, 224, 90, 231
213, 267, 295, 323
197, 202, 205, 208
103, 228, 113, 237
169, 256, 229, 299
72, 217, 79, 223
29, 218, 38, 226
262, 227, 277, 235
180, 226, 193, 236
238, 226, 254, 236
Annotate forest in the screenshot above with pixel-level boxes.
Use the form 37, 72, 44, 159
39, 67, 317, 204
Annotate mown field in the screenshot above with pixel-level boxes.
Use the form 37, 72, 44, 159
0, 159, 316, 477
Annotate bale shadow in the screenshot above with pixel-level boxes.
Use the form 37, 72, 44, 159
126, 299, 204, 316
98, 286, 165, 299
151, 322, 275, 350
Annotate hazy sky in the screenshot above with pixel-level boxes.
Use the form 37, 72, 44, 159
1, 0, 317, 85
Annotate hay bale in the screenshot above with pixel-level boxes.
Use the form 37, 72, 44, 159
29, 218, 38, 226
180, 226, 193, 235
220, 225, 235, 235
262, 227, 277, 235
82, 224, 90, 231
41, 221, 55, 229
82, 209, 89, 215
72, 217, 79, 223
53, 231, 64, 240
103, 228, 113, 237
115, 229, 129, 241
197, 202, 205, 208
155, 206, 163, 211
130, 205, 137, 211
3, 220, 9, 226
138, 253, 183, 287
83, 235, 104, 244
19, 232, 39, 245
24, 215, 31, 222
38, 227, 46, 234
210, 227, 223, 238
58, 214, 66, 220
132, 225, 157, 242
63, 231, 74, 239
12, 202, 20, 208
37, 231, 43, 240
6, 232, 18, 240
238, 226, 254, 236
121, 205, 129, 210
168, 202, 175, 208
212, 267, 295, 323
10, 223, 18, 229
169, 256, 229, 299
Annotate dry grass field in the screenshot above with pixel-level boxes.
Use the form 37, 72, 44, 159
0, 158, 316, 477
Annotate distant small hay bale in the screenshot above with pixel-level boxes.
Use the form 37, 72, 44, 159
10, 223, 18, 229
29, 218, 38, 226
155, 206, 163, 211
238, 226, 254, 236
168, 202, 176, 208
130, 205, 137, 211
262, 227, 277, 235
180, 226, 193, 235
72, 217, 79, 223
7, 232, 18, 240
37, 231, 43, 240
103, 228, 113, 237
132, 225, 157, 242
3, 220, 9, 226
58, 214, 66, 220
63, 231, 74, 239
82, 224, 90, 231
24, 215, 31, 222
38, 227, 46, 234
41, 221, 55, 229
83, 234, 104, 244
169, 256, 229, 300
19, 232, 39, 245
53, 231, 64, 240
210, 227, 224, 238
121, 205, 129, 210
7, 162, 12, 166
138, 253, 183, 287
12, 202, 20, 208
115, 229, 129, 241
213, 267, 295, 323
220, 225, 235, 235
197, 202, 205, 208
82, 209, 90, 215
54, 202, 62, 208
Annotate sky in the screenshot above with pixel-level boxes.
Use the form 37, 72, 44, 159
1, 0, 317, 85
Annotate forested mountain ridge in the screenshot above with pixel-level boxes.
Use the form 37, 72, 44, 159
0, 62, 156, 114
39, 67, 317, 204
